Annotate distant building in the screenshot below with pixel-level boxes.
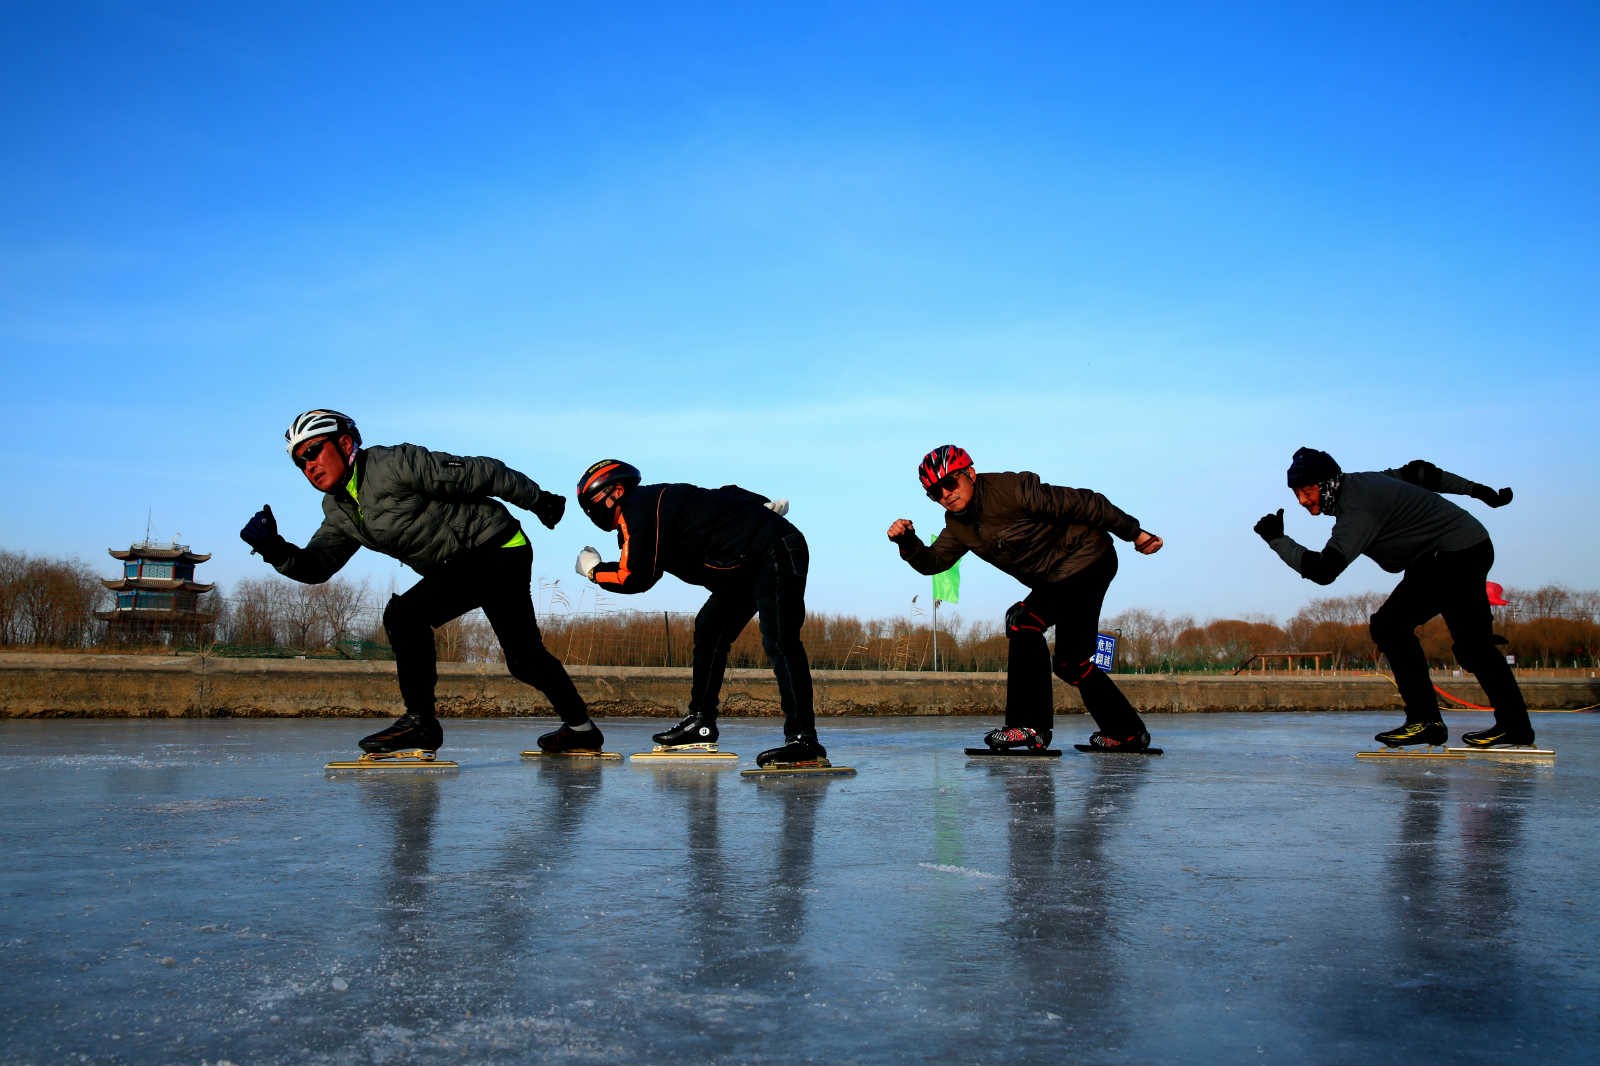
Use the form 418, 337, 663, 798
97, 541, 217, 645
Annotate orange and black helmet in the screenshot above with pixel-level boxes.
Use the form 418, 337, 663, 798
577, 459, 641, 529
918, 445, 973, 490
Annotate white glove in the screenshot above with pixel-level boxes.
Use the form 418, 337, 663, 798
765, 498, 789, 517
576, 546, 602, 580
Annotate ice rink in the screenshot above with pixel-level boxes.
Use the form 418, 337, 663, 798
2, 711, 1595, 1065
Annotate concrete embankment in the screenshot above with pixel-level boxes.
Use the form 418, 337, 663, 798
2, 652, 1596, 718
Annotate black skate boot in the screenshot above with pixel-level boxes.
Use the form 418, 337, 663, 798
537, 722, 606, 754
1087, 730, 1152, 752
984, 726, 1050, 751
1460, 724, 1536, 748
756, 735, 828, 768
1375, 720, 1448, 748
358, 714, 443, 754
652, 712, 719, 748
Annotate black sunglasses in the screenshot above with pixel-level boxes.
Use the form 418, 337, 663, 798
293, 439, 332, 468
925, 472, 964, 500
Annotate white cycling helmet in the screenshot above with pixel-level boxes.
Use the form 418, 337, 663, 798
285, 409, 361, 459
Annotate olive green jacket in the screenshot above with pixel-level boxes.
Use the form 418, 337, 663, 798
274, 443, 549, 581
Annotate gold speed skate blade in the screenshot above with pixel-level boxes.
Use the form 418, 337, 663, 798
520, 749, 623, 761
1445, 746, 1556, 759
740, 759, 856, 778
630, 745, 739, 762
965, 747, 1063, 758
1356, 746, 1465, 760
326, 748, 460, 771
1073, 745, 1164, 756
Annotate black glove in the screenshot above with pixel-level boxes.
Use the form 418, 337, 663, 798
240, 504, 290, 565
531, 492, 566, 530
1253, 508, 1285, 543
1472, 484, 1513, 508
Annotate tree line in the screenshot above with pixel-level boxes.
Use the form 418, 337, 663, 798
3, 548, 1598, 671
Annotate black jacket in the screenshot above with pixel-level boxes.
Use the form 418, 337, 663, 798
591, 483, 795, 593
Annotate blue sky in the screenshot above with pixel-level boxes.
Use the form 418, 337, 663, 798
3, 1, 1596, 631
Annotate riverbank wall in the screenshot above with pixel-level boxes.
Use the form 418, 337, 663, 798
3, 652, 1597, 719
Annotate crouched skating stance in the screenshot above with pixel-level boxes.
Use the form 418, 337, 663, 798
1255, 447, 1531, 749
573, 459, 831, 768
241, 409, 601, 757
888, 445, 1164, 753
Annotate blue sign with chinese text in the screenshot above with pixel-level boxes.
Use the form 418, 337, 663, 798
1093, 633, 1117, 672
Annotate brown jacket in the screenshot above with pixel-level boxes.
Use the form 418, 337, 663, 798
895, 471, 1142, 587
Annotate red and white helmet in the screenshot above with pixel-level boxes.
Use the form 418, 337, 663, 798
918, 444, 973, 490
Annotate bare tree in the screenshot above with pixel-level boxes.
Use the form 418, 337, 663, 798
1514, 584, 1575, 620
0, 550, 28, 645
312, 578, 371, 644
226, 578, 284, 647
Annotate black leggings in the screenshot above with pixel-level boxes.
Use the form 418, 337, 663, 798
688, 532, 816, 741
1005, 550, 1146, 739
1368, 538, 1529, 730
382, 542, 589, 725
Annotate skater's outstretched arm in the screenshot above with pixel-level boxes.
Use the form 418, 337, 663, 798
1386, 459, 1513, 507
1253, 508, 1348, 586
387, 443, 568, 529
1133, 530, 1163, 555
1017, 473, 1142, 541
587, 488, 665, 594
887, 518, 967, 575
241, 505, 360, 584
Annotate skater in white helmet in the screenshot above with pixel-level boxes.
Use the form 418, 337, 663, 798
240, 409, 602, 757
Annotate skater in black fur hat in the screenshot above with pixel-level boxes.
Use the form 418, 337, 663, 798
1255, 447, 1530, 749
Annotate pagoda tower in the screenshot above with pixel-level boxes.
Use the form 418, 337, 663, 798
97, 540, 217, 645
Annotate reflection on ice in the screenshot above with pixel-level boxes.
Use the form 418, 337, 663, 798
0, 713, 1593, 1065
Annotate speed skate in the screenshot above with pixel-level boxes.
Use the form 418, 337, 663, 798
1355, 746, 1464, 760
1074, 745, 1164, 756
325, 748, 460, 771
741, 757, 856, 778
1445, 745, 1556, 759
521, 749, 623, 761
965, 747, 1062, 758
630, 743, 739, 763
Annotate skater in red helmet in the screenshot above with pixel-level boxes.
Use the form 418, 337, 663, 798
888, 445, 1164, 753
574, 459, 830, 768
240, 409, 600, 757
1255, 448, 1529, 749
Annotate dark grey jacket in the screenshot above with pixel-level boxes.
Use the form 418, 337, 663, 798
895, 471, 1142, 587
1268, 466, 1489, 584
274, 443, 550, 582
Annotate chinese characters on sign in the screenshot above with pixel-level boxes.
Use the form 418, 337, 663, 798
1093, 633, 1117, 673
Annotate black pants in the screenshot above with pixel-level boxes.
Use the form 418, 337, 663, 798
382, 542, 589, 725
1368, 538, 1529, 731
688, 532, 816, 740
1006, 550, 1146, 739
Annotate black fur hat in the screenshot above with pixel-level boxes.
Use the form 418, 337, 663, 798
1286, 447, 1341, 489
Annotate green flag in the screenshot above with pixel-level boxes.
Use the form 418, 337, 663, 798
929, 534, 960, 603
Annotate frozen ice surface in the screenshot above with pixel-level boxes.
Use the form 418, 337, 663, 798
1, 712, 1596, 1065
